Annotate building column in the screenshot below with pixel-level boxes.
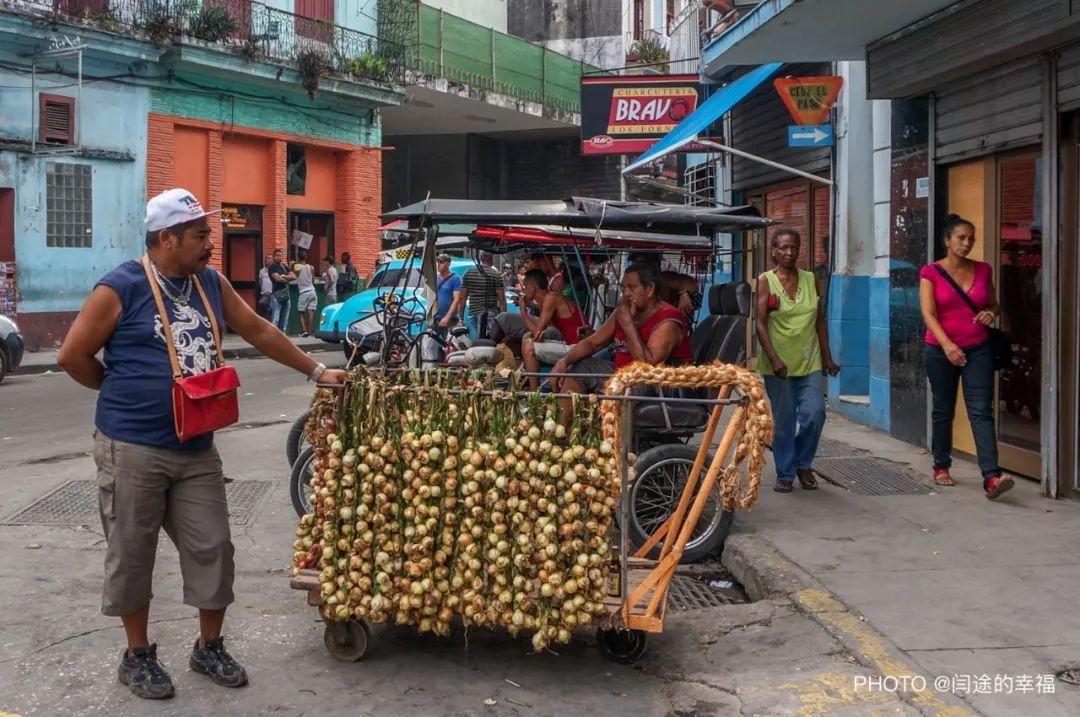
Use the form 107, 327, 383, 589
146, 114, 175, 199
266, 139, 288, 254
335, 148, 382, 275
208, 129, 224, 271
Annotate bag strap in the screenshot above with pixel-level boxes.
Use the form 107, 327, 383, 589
932, 263, 981, 315
141, 255, 226, 377
141, 255, 183, 380
191, 272, 226, 367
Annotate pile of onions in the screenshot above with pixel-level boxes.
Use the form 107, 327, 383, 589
292, 371, 620, 651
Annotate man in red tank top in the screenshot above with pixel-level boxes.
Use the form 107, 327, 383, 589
518, 269, 590, 390
551, 263, 691, 426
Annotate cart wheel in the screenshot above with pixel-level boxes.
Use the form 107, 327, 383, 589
323, 618, 370, 662
596, 627, 647, 664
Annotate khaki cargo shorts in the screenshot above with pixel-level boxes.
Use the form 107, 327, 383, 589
93, 432, 235, 617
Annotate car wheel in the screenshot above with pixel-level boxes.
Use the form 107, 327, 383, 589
0, 345, 7, 385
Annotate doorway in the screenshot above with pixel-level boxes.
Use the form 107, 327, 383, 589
222, 205, 264, 313
996, 152, 1043, 478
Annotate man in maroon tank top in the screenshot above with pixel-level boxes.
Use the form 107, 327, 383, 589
551, 263, 691, 426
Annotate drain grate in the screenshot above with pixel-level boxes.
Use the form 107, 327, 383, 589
813, 458, 932, 496
667, 575, 739, 611
815, 438, 866, 458
2, 480, 274, 526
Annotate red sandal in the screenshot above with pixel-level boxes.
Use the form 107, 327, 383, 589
932, 468, 955, 487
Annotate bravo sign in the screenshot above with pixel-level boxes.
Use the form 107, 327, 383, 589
581, 74, 718, 155
774, 76, 843, 126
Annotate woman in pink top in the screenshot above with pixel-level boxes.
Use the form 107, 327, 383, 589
919, 214, 1011, 499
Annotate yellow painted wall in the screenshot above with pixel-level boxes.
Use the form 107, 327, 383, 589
945, 159, 992, 455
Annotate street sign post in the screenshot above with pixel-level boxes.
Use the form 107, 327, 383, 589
774, 76, 843, 125
787, 124, 834, 148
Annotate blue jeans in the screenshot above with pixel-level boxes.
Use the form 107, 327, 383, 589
763, 371, 827, 485
468, 310, 498, 340
924, 341, 1000, 481
270, 297, 290, 333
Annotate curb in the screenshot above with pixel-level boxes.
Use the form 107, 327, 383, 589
15, 342, 342, 376
722, 532, 978, 717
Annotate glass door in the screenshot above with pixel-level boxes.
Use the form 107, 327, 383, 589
996, 152, 1043, 477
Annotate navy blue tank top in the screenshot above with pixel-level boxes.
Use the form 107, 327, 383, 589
95, 260, 226, 452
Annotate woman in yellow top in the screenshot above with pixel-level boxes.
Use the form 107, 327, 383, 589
756, 229, 841, 493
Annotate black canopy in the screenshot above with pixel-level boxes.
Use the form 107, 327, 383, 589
382, 197, 771, 236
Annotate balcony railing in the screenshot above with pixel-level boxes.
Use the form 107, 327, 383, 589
413, 3, 598, 114
3, 0, 407, 86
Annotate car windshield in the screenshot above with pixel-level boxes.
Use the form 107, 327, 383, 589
367, 267, 423, 289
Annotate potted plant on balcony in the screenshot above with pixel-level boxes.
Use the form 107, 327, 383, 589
627, 35, 669, 73
189, 5, 240, 44
297, 49, 330, 98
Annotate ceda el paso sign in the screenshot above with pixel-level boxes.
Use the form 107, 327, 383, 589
580, 74, 719, 156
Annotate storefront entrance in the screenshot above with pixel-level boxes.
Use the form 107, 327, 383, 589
944, 151, 1043, 479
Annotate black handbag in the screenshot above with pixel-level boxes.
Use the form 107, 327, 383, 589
932, 264, 1012, 370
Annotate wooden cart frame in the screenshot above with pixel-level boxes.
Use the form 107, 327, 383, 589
290, 375, 753, 663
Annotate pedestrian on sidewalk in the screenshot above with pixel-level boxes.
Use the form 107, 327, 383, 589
919, 213, 1012, 499
267, 248, 294, 333
256, 254, 273, 320
56, 188, 346, 700
322, 254, 338, 308
460, 251, 505, 339
755, 228, 841, 493
293, 249, 317, 337
336, 252, 359, 299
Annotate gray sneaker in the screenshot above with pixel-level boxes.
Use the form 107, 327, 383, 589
117, 643, 175, 699
190, 637, 248, 688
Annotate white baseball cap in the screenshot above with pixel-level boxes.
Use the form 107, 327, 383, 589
146, 188, 220, 232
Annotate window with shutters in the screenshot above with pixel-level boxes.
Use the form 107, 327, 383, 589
295, 0, 333, 43
39, 93, 76, 145
46, 163, 93, 248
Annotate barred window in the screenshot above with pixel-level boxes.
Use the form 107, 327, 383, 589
46, 162, 92, 248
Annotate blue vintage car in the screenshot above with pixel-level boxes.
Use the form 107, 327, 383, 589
316, 257, 496, 358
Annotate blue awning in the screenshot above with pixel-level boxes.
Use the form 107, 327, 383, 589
623, 62, 782, 174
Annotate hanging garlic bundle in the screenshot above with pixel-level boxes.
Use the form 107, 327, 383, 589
292, 370, 620, 652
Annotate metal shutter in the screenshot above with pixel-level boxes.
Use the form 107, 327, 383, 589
729, 63, 831, 192
1057, 41, 1080, 112
934, 56, 1043, 164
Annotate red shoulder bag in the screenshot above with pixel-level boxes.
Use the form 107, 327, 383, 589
142, 256, 241, 442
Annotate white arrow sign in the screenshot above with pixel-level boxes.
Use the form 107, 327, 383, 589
792, 128, 828, 143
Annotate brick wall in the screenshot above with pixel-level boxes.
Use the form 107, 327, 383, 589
147, 114, 175, 198
207, 129, 225, 271
336, 149, 382, 275
145, 113, 382, 276
506, 138, 622, 200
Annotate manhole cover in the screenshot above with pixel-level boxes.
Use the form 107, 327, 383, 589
813, 458, 933, 496
2, 480, 274, 526
1057, 667, 1080, 687
667, 575, 739, 611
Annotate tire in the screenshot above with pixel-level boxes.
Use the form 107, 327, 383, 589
628, 443, 734, 564
290, 446, 316, 518
286, 410, 312, 468
0, 346, 7, 385
597, 627, 647, 664
324, 618, 370, 662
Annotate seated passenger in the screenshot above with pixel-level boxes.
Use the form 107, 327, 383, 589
629, 252, 700, 321
551, 263, 692, 426
517, 269, 590, 391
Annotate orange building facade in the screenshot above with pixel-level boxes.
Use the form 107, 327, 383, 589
147, 113, 383, 310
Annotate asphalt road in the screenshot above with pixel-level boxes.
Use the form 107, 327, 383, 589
0, 356, 344, 465
0, 358, 916, 716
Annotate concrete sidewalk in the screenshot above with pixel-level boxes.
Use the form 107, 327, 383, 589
726, 412, 1080, 716
17, 334, 343, 375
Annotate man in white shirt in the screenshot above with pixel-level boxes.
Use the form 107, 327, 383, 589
322, 254, 338, 306
257, 254, 273, 319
